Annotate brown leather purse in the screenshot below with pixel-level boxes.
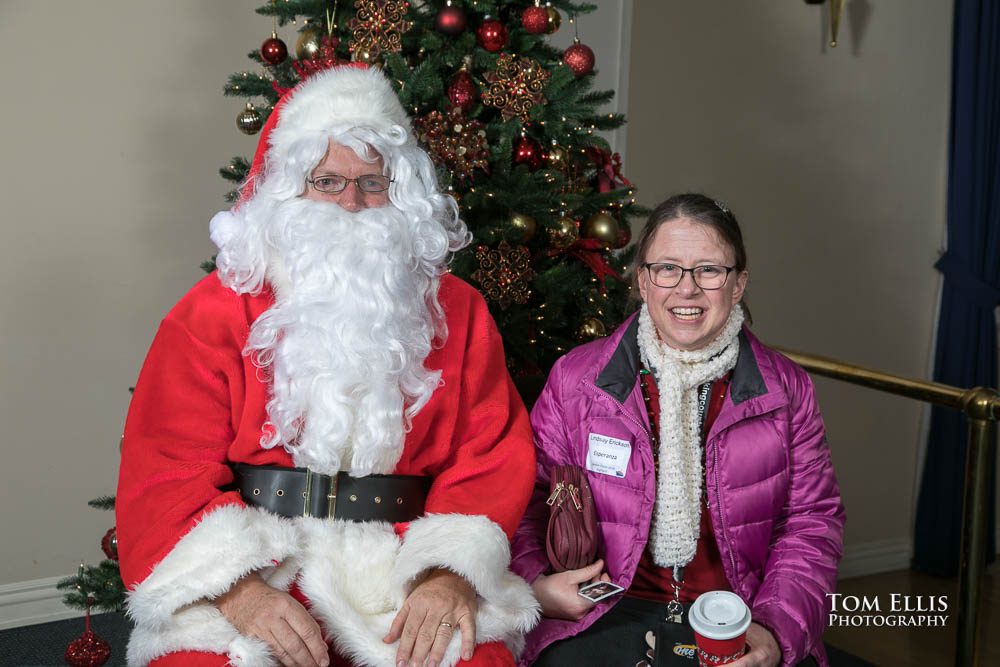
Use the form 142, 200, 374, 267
545, 465, 601, 572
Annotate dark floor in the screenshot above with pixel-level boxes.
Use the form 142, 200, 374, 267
0, 611, 132, 666
0, 614, 873, 667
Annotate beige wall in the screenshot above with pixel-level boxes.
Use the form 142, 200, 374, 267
625, 0, 954, 560
0, 0, 984, 597
0, 1, 272, 584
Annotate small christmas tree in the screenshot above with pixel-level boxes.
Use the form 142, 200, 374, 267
225, 0, 646, 400
57, 496, 125, 612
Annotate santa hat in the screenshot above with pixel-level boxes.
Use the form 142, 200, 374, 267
211, 64, 411, 248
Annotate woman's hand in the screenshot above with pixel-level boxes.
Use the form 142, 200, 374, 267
730, 622, 781, 667
213, 571, 329, 667
531, 559, 610, 620
383, 568, 478, 667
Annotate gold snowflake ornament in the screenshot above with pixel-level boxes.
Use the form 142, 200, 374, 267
482, 54, 550, 122
348, 0, 412, 58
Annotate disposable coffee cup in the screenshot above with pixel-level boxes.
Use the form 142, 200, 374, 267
688, 591, 752, 666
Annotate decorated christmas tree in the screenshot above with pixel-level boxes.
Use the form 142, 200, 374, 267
226, 0, 645, 398
63, 0, 644, 621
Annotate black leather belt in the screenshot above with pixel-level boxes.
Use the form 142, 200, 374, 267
233, 464, 430, 522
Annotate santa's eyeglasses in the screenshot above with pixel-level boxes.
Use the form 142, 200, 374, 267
306, 174, 393, 194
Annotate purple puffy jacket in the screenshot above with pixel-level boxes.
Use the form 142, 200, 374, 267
511, 313, 845, 666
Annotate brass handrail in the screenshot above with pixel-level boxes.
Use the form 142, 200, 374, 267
772, 345, 1000, 667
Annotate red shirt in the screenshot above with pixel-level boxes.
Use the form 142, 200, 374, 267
627, 372, 731, 603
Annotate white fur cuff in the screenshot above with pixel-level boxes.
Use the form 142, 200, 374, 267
126, 504, 301, 630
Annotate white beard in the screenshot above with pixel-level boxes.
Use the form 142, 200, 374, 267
234, 197, 448, 476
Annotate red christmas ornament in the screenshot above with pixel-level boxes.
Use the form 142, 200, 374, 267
514, 135, 544, 170
261, 33, 288, 65
616, 222, 633, 248
563, 40, 595, 77
521, 6, 549, 34
448, 68, 477, 112
293, 34, 341, 79
437, 3, 467, 35
101, 527, 118, 561
476, 18, 508, 52
65, 605, 110, 667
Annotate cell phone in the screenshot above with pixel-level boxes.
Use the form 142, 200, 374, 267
578, 580, 625, 602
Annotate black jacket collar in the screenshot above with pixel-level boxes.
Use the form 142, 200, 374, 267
594, 317, 766, 406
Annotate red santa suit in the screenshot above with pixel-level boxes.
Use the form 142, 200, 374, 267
116, 65, 538, 667
117, 272, 537, 666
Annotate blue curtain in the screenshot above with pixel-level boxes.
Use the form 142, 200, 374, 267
913, 0, 1000, 576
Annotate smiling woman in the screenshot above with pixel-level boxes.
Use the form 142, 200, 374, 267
510, 193, 845, 667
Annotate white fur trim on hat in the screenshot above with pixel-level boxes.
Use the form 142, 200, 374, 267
269, 66, 411, 159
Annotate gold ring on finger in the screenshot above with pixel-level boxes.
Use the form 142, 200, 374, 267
439, 621, 454, 629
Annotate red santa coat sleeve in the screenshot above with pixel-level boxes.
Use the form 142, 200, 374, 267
116, 276, 303, 635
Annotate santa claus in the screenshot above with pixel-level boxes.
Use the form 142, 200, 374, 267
116, 65, 538, 667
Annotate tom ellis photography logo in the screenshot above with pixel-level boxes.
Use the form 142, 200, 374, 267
827, 594, 949, 627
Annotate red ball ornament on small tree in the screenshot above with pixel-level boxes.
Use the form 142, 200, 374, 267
261, 32, 288, 65
563, 39, 595, 77
476, 18, 508, 52
101, 527, 118, 561
521, 5, 549, 34
437, 2, 467, 36
513, 135, 544, 171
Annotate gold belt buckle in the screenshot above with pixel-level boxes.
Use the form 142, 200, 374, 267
303, 469, 314, 517
327, 473, 338, 519
303, 469, 338, 518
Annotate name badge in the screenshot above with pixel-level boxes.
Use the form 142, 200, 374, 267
586, 433, 632, 478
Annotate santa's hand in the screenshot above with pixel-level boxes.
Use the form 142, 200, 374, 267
384, 567, 477, 667
214, 571, 329, 667
531, 559, 608, 620
729, 622, 781, 667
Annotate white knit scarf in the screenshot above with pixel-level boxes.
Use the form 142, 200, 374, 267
637, 303, 745, 568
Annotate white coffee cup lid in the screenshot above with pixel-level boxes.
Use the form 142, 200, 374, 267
688, 591, 752, 640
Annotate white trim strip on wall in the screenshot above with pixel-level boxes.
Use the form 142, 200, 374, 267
0, 575, 84, 630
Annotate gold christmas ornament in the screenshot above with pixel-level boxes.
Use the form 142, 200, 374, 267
577, 317, 607, 341
296, 25, 323, 60
545, 6, 561, 33
546, 143, 568, 171
471, 241, 533, 309
348, 0, 412, 58
582, 211, 619, 249
482, 54, 551, 122
509, 212, 537, 243
548, 216, 579, 249
236, 102, 263, 135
